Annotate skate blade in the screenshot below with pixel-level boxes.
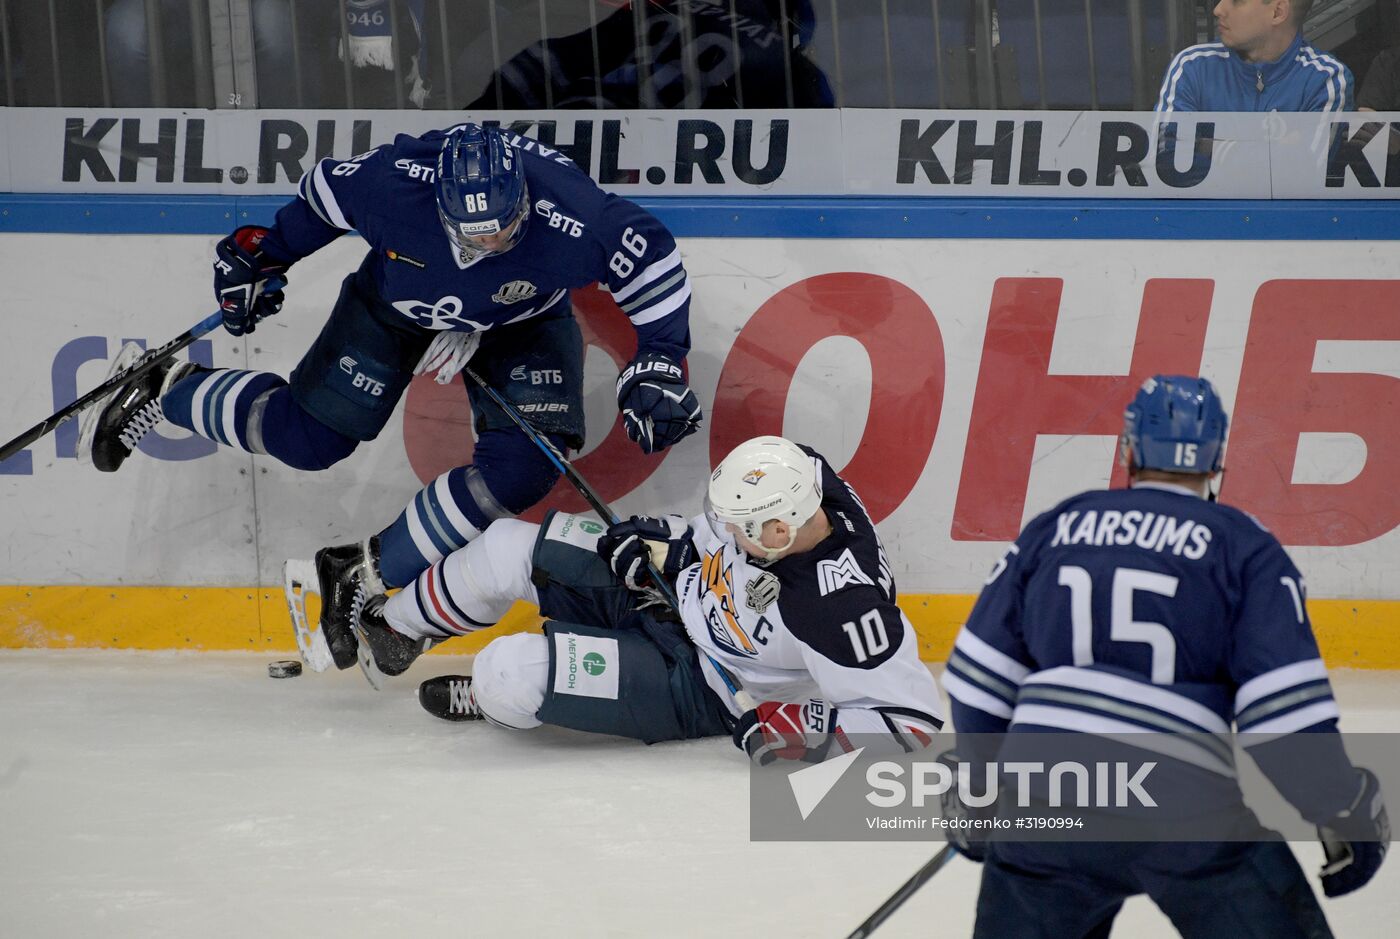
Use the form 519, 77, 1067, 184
284, 559, 335, 673
75, 341, 146, 466
349, 614, 390, 691
352, 626, 388, 691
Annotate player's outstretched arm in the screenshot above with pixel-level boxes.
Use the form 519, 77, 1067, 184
209, 148, 384, 337
1232, 538, 1388, 896
598, 196, 702, 454
213, 226, 289, 337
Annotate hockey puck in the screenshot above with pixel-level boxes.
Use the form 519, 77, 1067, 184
268, 660, 303, 679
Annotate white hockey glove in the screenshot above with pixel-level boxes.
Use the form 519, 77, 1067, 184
414, 331, 482, 385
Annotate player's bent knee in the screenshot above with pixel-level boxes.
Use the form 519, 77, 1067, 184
474, 519, 541, 602
259, 389, 359, 470
472, 633, 549, 730
432, 520, 540, 626
472, 432, 566, 515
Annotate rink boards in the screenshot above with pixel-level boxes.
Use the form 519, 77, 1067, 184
0, 224, 1398, 663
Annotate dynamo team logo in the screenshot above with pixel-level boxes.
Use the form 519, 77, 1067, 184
390, 296, 489, 331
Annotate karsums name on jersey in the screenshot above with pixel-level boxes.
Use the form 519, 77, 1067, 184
1051, 509, 1212, 560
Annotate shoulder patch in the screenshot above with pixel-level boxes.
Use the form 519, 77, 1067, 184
745, 571, 780, 613
817, 548, 875, 597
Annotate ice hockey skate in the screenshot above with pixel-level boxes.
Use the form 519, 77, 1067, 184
352, 593, 434, 690
77, 342, 205, 473
417, 674, 483, 722
317, 537, 385, 671
283, 537, 385, 673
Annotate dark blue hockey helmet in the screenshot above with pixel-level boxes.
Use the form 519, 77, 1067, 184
435, 124, 529, 259
1121, 375, 1228, 474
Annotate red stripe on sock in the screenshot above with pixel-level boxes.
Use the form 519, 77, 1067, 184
422, 565, 466, 635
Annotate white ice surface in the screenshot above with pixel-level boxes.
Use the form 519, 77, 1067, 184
1, 652, 1397, 938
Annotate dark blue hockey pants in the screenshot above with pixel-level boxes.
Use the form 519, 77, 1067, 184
973, 837, 1333, 938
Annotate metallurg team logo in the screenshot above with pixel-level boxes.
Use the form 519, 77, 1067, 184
701, 549, 758, 657
491, 280, 538, 304
817, 548, 875, 597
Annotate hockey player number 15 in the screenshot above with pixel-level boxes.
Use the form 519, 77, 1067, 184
1058, 565, 1180, 685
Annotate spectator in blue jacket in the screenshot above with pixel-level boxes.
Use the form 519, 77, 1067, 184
1156, 0, 1353, 112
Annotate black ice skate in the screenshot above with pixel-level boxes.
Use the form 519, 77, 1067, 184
417, 675, 483, 722
77, 342, 207, 473
314, 536, 386, 670
352, 593, 433, 686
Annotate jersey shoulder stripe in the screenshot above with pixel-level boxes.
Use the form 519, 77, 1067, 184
1234, 658, 1338, 734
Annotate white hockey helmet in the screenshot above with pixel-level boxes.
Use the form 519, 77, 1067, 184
706, 435, 823, 558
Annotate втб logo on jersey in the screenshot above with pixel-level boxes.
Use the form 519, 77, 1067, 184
701, 550, 758, 657
492, 280, 538, 305
390, 296, 489, 330
534, 200, 585, 237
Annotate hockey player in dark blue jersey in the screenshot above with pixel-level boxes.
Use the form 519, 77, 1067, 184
77, 123, 702, 671
944, 375, 1387, 938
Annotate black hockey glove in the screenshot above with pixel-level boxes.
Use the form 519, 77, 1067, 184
597, 514, 696, 591
733, 700, 836, 766
213, 225, 289, 337
1318, 767, 1390, 897
937, 750, 992, 863
615, 352, 702, 454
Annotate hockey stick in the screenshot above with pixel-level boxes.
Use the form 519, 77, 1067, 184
461, 364, 758, 711
0, 311, 224, 464
844, 844, 957, 939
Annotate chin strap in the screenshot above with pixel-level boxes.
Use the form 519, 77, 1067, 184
1207, 468, 1225, 502
758, 532, 797, 562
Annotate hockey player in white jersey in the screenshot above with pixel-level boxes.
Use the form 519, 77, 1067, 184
345, 435, 943, 759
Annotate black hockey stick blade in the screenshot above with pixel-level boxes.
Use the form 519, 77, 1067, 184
845, 845, 957, 939
0, 310, 224, 465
